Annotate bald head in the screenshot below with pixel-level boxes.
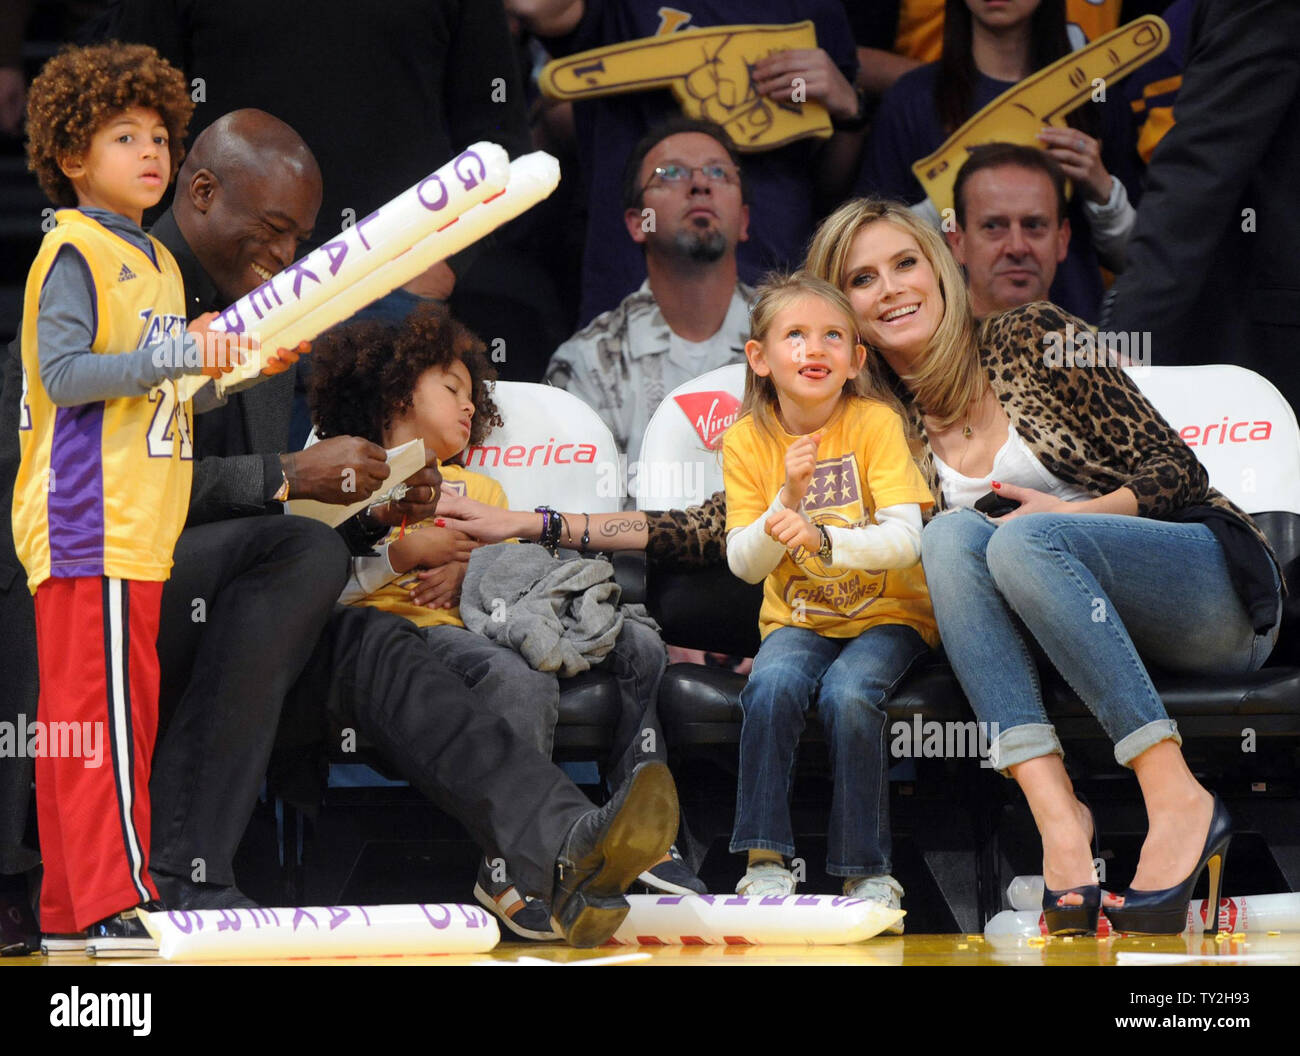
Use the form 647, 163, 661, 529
175, 109, 323, 304
182, 109, 319, 187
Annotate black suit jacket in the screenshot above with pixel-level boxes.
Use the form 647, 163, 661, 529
150, 209, 293, 525
150, 211, 383, 552
1102, 0, 1300, 408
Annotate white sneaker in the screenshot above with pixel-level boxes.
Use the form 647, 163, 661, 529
735, 861, 796, 897
844, 874, 905, 934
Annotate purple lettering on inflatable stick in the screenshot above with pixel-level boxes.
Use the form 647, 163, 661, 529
357, 906, 371, 926
830, 896, 862, 908
216, 910, 242, 932
284, 259, 322, 299
759, 895, 788, 906
420, 903, 452, 930
795, 895, 820, 906
327, 907, 350, 931
218, 302, 245, 335
456, 905, 484, 929
354, 211, 380, 250
723, 895, 747, 906
292, 908, 319, 931
167, 909, 203, 933
417, 175, 449, 212
655, 896, 685, 905
453, 149, 487, 191
321, 239, 349, 277
248, 281, 282, 320
697, 894, 716, 905
247, 907, 279, 929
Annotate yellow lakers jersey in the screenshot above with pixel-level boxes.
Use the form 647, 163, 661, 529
357, 463, 508, 629
14, 209, 192, 591
723, 398, 937, 645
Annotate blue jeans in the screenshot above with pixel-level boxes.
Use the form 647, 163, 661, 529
729, 623, 930, 877
921, 509, 1281, 774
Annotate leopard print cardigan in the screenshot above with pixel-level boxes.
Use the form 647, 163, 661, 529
915, 303, 1274, 552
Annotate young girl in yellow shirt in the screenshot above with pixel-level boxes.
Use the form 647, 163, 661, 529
722, 273, 935, 927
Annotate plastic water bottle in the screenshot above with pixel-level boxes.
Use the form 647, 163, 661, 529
1188, 893, 1300, 933
984, 909, 1043, 939
1007, 875, 1045, 911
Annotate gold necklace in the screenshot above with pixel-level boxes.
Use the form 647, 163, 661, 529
955, 389, 993, 475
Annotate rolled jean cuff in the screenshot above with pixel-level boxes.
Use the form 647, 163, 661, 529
729, 837, 796, 858
987, 723, 1063, 777
1114, 719, 1181, 768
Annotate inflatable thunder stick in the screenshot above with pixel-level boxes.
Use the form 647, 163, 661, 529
271, 152, 561, 360
603, 894, 904, 946
539, 22, 830, 151
911, 15, 1169, 216
138, 904, 500, 960
173, 142, 512, 401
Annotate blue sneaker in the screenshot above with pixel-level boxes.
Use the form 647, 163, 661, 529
474, 859, 560, 941
639, 844, 707, 895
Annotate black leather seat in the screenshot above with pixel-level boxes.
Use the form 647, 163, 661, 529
651, 511, 1300, 748
641, 512, 1300, 926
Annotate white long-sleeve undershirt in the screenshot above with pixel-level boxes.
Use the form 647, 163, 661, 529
726, 491, 923, 583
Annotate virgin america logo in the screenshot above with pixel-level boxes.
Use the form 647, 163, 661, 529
673, 391, 741, 449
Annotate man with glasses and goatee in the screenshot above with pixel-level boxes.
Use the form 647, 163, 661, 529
546, 118, 755, 465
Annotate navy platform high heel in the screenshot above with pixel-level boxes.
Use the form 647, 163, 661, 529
1108, 795, 1232, 936
1042, 883, 1102, 935
1042, 802, 1102, 935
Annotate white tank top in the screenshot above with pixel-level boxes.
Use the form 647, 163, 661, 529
933, 422, 1093, 509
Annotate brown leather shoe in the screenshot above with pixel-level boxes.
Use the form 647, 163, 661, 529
551, 762, 679, 947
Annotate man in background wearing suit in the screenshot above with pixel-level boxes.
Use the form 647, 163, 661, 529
1102, 0, 1300, 413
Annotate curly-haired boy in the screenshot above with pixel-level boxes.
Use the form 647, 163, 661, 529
15, 42, 236, 957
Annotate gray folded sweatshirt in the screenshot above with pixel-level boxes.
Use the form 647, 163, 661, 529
459, 542, 659, 677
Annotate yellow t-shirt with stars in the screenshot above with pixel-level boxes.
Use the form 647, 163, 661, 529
722, 397, 937, 645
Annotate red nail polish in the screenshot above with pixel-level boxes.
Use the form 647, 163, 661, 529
435, 518, 446, 527
991, 481, 1001, 489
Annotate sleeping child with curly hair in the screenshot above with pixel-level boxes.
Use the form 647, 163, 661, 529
309, 302, 693, 940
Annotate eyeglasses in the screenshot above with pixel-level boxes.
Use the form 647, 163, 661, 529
642, 163, 740, 194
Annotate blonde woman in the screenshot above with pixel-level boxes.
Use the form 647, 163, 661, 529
805, 198, 1282, 934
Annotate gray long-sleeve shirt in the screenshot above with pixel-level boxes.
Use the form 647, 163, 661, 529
37, 207, 215, 406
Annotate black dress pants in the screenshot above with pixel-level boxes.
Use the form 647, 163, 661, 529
316, 605, 596, 901
1, 339, 39, 876
150, 515, 349, 886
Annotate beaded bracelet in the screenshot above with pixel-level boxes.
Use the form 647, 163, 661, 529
535, 505, 562, 553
